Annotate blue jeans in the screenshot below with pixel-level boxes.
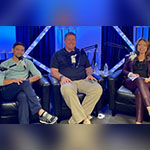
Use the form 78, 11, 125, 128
1, 80, 42, 124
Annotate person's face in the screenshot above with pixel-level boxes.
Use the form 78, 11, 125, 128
137, 40, 148, 54
12, 45, 25, 58
64, 35, 76, 51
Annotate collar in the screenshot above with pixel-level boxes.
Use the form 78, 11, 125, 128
63, 47, 78, 55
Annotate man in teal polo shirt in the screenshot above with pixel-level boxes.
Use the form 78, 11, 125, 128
0, 42, 58, 124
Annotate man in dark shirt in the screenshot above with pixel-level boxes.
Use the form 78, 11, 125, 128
51, 32, 103, 124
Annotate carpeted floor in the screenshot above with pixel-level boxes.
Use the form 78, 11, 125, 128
60, 106, 150, 124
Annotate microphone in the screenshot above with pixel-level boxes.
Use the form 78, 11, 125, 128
81, 44, 98, 52
80, 44, 98, 66
9, 64, 17, 68
0, 66, 8, 71
0, 64, 17, 71
18, 56, 26, 69
95, 44, 98, 49
104, 42, 130, 51
135, 51, 139, 56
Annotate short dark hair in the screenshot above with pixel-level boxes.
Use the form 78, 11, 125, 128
13, 42, 25, 49
65, 32, 76, 39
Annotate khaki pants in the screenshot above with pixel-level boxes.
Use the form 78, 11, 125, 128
60, 79, 103, 124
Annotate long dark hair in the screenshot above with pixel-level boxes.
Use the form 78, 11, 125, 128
129, 38, 150, 63
134, 38, 150, 61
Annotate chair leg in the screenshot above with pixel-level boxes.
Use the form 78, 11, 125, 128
112, 110, 116, 116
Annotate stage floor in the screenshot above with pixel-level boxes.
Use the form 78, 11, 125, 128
60, 106, 150, 124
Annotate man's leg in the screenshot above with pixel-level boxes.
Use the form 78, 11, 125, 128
1, 83, 30, 124
1, 83, 23, 100
2, 81, 57, 124
60, 82, 87, 124
20, 80, 58, 124
19, 80, 58, 124
16, 92, 30, 124
20, 80, 42, 115
2, 81, 42, 115
77, 80, 103, 117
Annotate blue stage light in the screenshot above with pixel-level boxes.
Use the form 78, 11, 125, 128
113, 26, 135, 51
24, 26, 51, 57
23, 26, 52, 73
109, 26, 135, 73
26, 55, 50, 73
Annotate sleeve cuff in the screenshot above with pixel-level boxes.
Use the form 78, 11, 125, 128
0, 80, 4, 86
127, 72, 133, 78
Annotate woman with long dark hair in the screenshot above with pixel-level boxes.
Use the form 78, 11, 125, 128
123, 38, 150, 124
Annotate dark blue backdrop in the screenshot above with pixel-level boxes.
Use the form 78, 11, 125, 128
16, 26, 133, 72
16, 26, 55, 73
101, 26, 133, 69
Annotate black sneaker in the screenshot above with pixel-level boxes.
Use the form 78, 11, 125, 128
39, 111, 58, 124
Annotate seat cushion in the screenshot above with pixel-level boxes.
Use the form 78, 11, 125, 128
116, 86, 135, 105
0, 101, 18, 116
0, 96, 41, 117
118, 86, 133, 95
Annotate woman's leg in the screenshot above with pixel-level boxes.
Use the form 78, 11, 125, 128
124, 78, 137, 92
124, 77, 150, 123
134, 89, 144, 124
135, 78, 150, 112
145, 82, 150, 116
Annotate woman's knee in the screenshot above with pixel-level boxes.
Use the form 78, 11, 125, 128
136, 77, 145, 84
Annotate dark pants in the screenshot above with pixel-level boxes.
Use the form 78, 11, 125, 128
124, 77, 150, 122
1, 80, 42, 124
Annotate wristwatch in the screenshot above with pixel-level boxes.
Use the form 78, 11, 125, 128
59, 75, 64, 81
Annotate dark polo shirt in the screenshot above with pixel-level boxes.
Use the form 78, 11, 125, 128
50, 48, 91, 81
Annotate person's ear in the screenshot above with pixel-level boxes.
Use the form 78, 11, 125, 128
12, 48, 14, 53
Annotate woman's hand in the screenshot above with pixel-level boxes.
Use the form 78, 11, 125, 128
132, 73, 140, 78
145, 77, 150, 83
128, 72, 140, 78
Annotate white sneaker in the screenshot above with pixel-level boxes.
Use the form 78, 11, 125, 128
39, 111, 58, 124
97, 113, 105, 119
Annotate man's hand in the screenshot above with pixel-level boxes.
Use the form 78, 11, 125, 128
145, 77, 150, 83
85, 75, 97, 82
60, 76, 72, 85
13, 78, 26, 85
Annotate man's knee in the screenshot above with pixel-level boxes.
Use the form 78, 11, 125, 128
92, 84, 103, 96
17, 92, 27, 103
61, 84, 76, 96
96, 84, 103, 96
